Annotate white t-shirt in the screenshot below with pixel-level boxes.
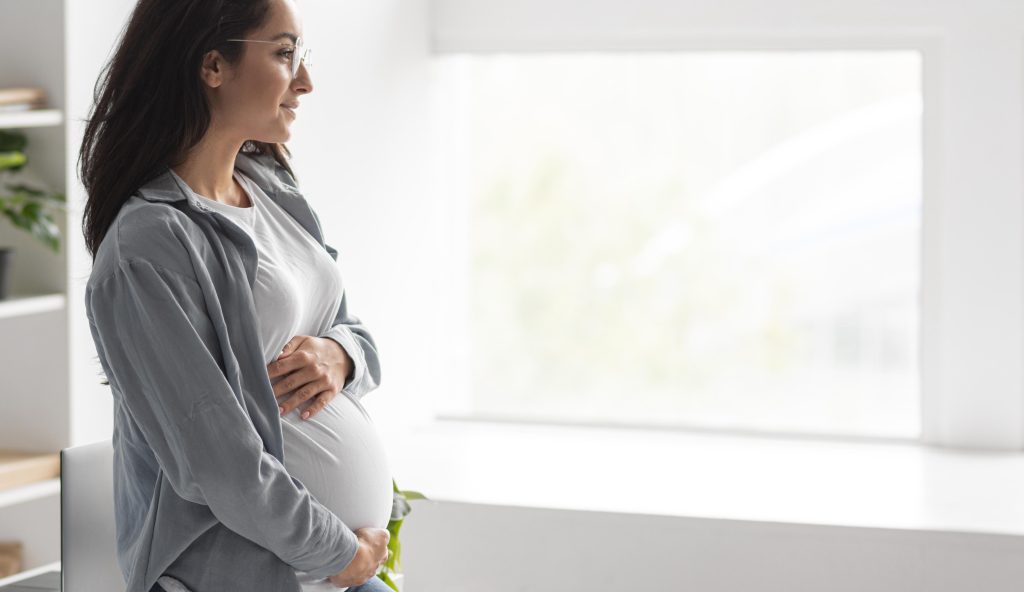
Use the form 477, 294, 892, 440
164, 168, 393, 592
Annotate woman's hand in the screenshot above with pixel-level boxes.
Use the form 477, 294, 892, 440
328, 527, 391, 588
268, 335, 354, 420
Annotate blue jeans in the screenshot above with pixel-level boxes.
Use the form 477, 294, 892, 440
154, 574, 396, 592
347, 576, 395, 592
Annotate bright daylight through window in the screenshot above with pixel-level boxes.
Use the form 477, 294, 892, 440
435, 51, 923, 440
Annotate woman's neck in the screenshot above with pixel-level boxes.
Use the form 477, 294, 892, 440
171, 132, 249, 207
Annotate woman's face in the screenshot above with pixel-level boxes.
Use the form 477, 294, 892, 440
204, 0, 313, 144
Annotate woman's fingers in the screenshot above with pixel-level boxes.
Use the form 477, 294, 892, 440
268, 336, 347, 419
270, 360, 317, 397
278, 376, 329, 413
267, 348, 311, 380
298, 390, 337, 420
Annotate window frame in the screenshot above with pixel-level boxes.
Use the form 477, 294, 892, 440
430, 0, 1024, 451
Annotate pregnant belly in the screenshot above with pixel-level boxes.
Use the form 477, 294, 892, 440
280, 393, 393, 531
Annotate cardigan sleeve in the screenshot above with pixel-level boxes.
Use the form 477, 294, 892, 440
318, 241, 382, 403
85, 257, 360, 580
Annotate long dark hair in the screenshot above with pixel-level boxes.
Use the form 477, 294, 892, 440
79, 0, 297, 260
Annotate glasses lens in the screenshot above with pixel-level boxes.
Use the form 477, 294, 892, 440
291, 38, 309, 77
290, 38, 300, 77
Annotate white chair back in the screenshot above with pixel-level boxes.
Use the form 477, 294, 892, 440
60, 439, 124, 592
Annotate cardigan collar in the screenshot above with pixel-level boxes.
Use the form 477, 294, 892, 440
132, 150, 328, 251
134, 151, 297, 207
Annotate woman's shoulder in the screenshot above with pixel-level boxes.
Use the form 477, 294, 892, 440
89, 196, 205, 288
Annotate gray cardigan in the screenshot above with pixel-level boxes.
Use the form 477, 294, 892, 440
84, 150, 382, 592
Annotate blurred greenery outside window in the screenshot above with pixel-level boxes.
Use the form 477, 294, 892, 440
436, 51, 922, 440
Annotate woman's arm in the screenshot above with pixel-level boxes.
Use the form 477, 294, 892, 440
318, 254, 382, 402
86, 257, 358, 580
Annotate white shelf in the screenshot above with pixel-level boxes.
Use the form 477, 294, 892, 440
0, 560, 60, 587
0, 109, 63, 129
0, 478, 59, 510
0, 293, 65, 319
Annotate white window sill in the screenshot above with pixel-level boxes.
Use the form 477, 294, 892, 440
377, 417, 1024, 537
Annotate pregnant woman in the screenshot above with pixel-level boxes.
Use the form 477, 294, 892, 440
79, 1, 392, 591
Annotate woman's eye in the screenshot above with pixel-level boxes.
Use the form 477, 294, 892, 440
279, 50, 294, 58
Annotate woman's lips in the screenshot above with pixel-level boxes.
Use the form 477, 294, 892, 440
282, 105, 296, 117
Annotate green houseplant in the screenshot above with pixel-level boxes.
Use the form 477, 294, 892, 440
379, 478, 428, 591
0, 129, 66, 299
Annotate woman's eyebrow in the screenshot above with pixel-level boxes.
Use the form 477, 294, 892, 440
271, 32, 298, 43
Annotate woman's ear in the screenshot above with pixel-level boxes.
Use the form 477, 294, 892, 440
200, 50, 227, 88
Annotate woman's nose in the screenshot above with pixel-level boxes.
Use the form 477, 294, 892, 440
293, 62, 313, 95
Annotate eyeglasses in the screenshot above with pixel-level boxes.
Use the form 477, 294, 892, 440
224, 37, 313, 78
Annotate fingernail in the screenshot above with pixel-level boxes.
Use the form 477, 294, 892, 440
279, 406, 285, 415
301, 411, 310, 420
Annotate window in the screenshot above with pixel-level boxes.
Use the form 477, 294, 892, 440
434, 51, 923, 440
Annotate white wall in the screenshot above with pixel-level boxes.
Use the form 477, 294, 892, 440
65, 0, 138, 446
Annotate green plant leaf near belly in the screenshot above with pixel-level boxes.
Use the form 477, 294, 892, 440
379, 477, 431, 590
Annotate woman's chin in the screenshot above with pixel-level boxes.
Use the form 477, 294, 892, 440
249, 132, 290, 146
272, 128, 291, 142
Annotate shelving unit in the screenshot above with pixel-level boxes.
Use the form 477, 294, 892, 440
0, 294, 65, 320
0, 560, 61, 590
0, 481, 61, 512
0, 110, 63, 130
0, 0, 71, 578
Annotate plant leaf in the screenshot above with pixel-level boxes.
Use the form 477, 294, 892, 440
0, 184, 66, 252
377, 570, 399, 592
0, 151, 27, 171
